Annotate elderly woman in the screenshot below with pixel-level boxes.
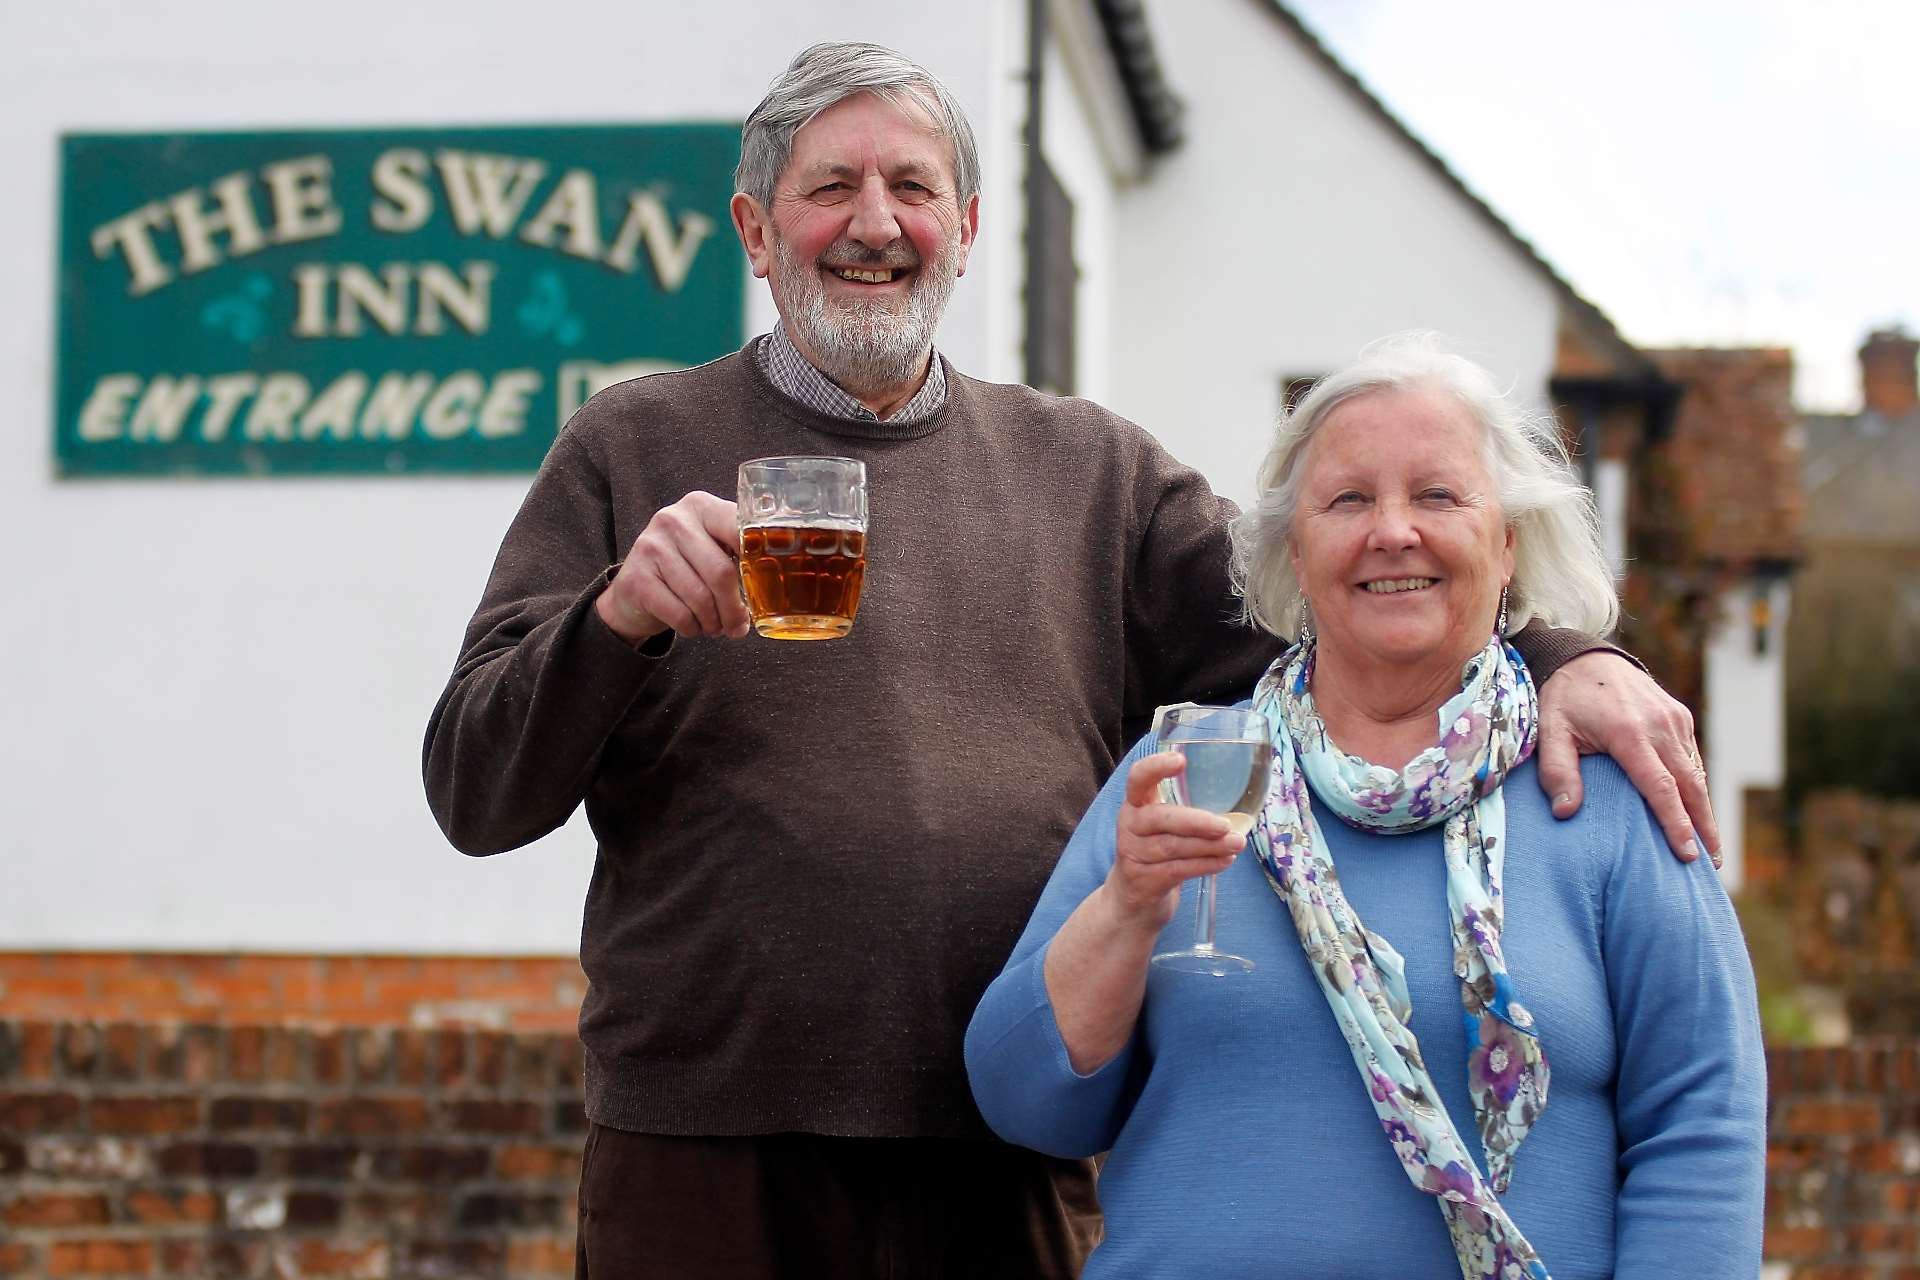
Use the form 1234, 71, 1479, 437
965, 336, 1764, 1279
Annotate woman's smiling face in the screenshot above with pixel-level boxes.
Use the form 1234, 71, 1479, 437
1288, 385, 1514, 675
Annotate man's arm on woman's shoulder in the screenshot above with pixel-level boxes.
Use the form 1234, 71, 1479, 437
1511, 621, 1719, 868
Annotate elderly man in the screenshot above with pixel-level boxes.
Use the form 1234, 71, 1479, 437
424, 42, 1716, 1280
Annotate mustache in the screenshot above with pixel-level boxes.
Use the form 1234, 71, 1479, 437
816, 239, 921, 270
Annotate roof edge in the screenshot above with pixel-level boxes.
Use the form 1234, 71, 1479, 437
1259, 1, 1656, 380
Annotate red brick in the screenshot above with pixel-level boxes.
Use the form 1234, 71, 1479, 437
1863, 1043, 1896, 1092
349, 1029, 394, 1084
3, 1192, 111, 1226
101, 1023, 143, 1080
1767, 1141, 1821, 1174
311, 1031, 347, 1084
506, 1238, 575, 1276
1852, 1140, 1914, 1174
402, 1241, 504, 1274
372, 1145, 490, 1182
17, 1023, 57, 1080
124, 1187, 221, 1225
0, 1090, 82, 1132
158, 1237, 261, 1277
210, 1095, 310, 1132
515, 1007, 582, 1033
442, 1098, 542, 1135
272, 1144, 362, 1179
1780, 1100, 1883, 1137
1763, 1223, 1836, 1260
551, 1037, 585, 1088
347, 1189, 443, 1231
4, 976, 92, 1006
89, 1094, 202, 1134
1847, 1219, 1918, 1254
457, 1191, 566, 1229
292, 1239, 390, 1277
97, 972, 180, 1008
0, 1244, 36, 1275
392, 1031, 430, 1086
286, 1190, 345, 1228
472, 1032, 510, 1087
156, 1140, 261, 1178
265, 1028, 304, 1082
147, 1024, 222, 1084
1889, 1179, 1920, 1214
371, 977, 465, 1011
157, 1240, 207, 1274
314, 1097, 428, 1136
1822, 1045, 1860, 1090
185, 974, 277, 1013
433, 1031, 467, 1086
47, 1239, 154, 1276
511, 1038, 551, 1090
496, 1144, 581, 1180
58, 1024, 102, 1077
228, 1026, 266, 1081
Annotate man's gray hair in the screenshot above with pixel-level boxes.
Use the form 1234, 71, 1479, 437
1230, 332, 1620, 641
736, 42, 981, 210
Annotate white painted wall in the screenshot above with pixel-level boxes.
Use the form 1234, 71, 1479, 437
1594, 458, 1630, 582
0, 0, 1003, 953
1040, 37, 1121, 407
0, 0, 1648, 954
1703, 579, 1791, 891
1110, 0, 1563, 507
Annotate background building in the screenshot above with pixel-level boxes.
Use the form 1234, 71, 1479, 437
3, 0, 1669, 970
3, 2, 1887, 1275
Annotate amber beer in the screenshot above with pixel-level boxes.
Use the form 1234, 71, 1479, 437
736, 456, 869, 640
738, 521, 867, 639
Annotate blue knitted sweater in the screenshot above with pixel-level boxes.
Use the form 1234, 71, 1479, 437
966, 745, 1765, 1279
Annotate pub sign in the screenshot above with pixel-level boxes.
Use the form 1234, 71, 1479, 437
56, 125, 744, 476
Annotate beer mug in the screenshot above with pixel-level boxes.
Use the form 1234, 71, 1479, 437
736, 456, 869, 640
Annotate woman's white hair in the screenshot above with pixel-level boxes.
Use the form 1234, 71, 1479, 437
1229, 332, 1619, 641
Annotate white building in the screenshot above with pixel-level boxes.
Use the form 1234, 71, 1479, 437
2, 0, 1683, 962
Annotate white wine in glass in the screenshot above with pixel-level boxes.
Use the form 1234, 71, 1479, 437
1150, 705, 1272, 976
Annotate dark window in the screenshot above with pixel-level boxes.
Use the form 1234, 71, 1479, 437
1025, 154, 1078, 396
1280, 375, 1321, 415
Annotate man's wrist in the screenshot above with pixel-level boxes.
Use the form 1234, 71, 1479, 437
594, 569, 667, 647
1510, 619, 1645, 685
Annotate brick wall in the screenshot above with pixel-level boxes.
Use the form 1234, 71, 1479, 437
0, 955, 585, 1033
1766, 1042, 1920, 1276
0, 1019, 583, 1278
3, 1016, 1917, 1276
1790, 791, 1920, 1035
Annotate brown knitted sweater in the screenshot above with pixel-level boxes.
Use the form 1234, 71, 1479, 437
423, 349, 1599, 1140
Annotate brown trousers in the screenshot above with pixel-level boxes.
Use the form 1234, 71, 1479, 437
574, 1125, 1102, 1279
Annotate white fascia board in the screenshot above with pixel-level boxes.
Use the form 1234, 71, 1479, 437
1048, 0, 1148, 183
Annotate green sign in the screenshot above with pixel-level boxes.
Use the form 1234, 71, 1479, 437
56, 125, 743, 476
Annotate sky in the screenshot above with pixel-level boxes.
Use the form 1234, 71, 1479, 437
1284, 0, 1919, 412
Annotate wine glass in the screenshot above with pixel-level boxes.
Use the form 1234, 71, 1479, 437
1149, 704, 1273, 976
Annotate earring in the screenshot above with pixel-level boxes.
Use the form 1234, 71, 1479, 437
1297, 597, 1316, 648
1495, 586, 1510, 638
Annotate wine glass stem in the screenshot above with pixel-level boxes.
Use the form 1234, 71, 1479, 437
1192, 872, 1220, 953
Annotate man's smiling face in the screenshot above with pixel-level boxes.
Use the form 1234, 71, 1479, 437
733, 90, 978, 404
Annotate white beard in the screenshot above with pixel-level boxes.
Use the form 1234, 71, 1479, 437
771, 231, 960, 401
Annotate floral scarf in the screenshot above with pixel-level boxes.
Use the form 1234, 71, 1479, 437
1248, 636, 1551, 1280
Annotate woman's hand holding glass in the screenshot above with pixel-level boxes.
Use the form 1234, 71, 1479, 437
1106, 751, 1248, 938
